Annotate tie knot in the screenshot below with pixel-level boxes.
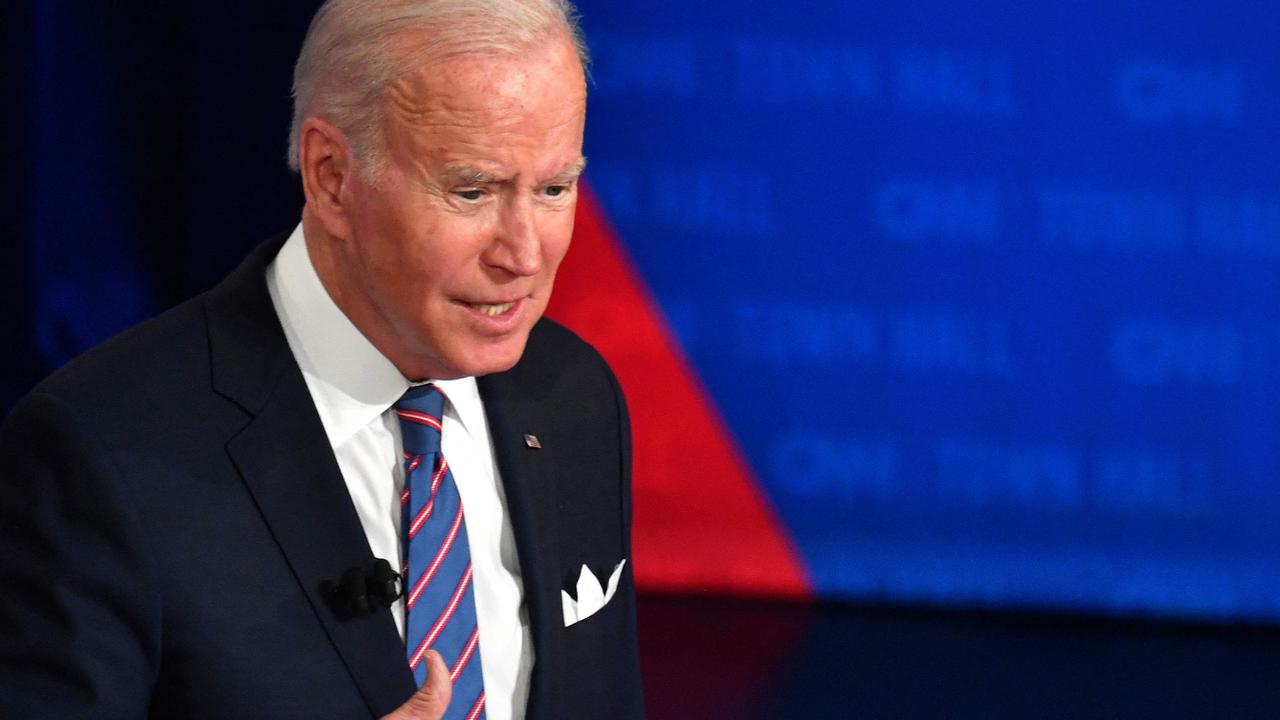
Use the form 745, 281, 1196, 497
395, 384, 446, 455
397, 383, 446, 417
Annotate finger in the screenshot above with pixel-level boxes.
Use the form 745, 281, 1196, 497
380, 650, 452, 720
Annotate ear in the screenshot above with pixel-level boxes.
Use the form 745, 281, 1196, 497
298, 116, 359, 240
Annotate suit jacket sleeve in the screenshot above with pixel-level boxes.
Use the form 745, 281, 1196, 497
0, 391, 160, 719
605, 357, 645, 718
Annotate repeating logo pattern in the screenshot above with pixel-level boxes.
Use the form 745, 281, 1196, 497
577, 1, 1280, 621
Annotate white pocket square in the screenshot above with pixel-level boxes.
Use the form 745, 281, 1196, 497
561, 559, 626, 627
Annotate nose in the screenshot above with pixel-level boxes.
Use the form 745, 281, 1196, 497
484, 195, 542, 277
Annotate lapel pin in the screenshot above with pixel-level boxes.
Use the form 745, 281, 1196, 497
523, 433, 542, 449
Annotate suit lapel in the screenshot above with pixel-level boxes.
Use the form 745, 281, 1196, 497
479, 369, 562, 720
208, 237, 416, 717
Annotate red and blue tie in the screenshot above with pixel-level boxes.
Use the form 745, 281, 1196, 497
396, 384, 487, 720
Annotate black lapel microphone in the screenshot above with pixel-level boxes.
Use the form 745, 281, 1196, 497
326, 558, 403, 619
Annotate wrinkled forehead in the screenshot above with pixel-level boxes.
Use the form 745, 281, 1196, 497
384, 36, 586, 130
384, 22, 583, 93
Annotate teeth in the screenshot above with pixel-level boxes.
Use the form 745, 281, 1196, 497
471, 301, 514, 316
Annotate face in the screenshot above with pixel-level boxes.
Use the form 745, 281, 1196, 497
332, 36, 587, 380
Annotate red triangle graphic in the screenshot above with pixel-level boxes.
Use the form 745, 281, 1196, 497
546, 183, 811, 599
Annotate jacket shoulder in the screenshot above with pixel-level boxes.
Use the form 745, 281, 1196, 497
522, 317, 616, 382
24, 296, 213, 411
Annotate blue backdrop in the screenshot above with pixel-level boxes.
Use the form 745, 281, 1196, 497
10, 1, 1280, 624
577, 0, 1280, 621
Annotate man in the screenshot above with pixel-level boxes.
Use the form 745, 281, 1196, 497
0, 1, 643, 718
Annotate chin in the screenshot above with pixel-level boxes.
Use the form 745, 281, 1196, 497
450, 336, 531, 378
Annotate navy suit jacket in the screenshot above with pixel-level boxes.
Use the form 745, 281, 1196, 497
0, 235, 644, 719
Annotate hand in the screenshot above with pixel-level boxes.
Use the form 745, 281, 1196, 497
380, 650, 452, 720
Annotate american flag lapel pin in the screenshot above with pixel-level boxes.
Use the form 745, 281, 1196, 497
523, 433, 542, 449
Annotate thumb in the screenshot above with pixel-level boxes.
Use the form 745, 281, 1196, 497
381, 650, 452, 720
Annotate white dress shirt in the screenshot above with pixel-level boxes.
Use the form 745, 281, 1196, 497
266, 223, 532, 720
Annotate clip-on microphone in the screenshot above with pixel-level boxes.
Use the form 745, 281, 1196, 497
327, 558, 402, 619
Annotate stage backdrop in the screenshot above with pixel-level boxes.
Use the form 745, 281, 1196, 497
553, 0, 1280, 621
11, 1, 1280, 624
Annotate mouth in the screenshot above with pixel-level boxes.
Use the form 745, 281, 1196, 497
457, 297, 526, 321
467, 301, 516, 316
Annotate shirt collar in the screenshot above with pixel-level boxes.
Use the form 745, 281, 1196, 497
267, 223, 484, 447
417, 377, 487, 445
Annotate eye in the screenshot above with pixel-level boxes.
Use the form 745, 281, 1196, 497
544, 185, 568, 198
454, 189, 484, 202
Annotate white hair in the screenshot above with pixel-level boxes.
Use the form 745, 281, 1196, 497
287, 0, 588, 178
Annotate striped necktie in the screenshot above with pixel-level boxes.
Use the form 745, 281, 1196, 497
395, 384, 487, 720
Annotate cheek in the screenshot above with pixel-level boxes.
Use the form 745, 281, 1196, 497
542, 216, 576, 270
370, 216, 460, 294
355, 236, 447, 322
363, 240, 417, 297
350, 199, 419, 288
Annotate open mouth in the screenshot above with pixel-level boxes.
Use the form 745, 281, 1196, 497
461, 299, 521, 317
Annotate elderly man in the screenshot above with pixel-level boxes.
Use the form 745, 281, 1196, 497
0, 1, 643, 718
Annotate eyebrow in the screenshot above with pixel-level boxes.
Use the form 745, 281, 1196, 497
440, 157, 588, 186
548, 157, 588, 183
443, 166, 499, 185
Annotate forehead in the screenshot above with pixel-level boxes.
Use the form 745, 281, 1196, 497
385, 37, 587, 138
